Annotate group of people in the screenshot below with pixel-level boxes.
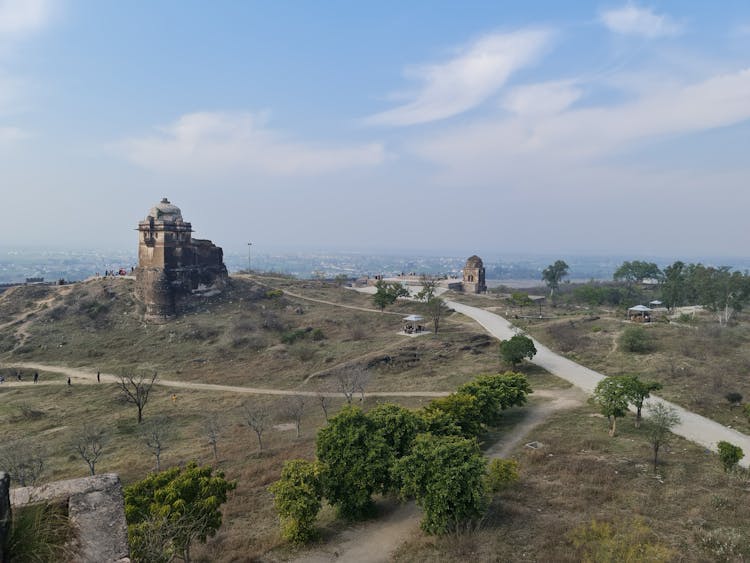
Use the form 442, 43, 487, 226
0, 370, 102, 385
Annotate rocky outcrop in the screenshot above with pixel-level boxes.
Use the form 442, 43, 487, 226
10, 473, 130, 563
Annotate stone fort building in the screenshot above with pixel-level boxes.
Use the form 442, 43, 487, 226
136, 198, 227, 321
462, 255, 487, 294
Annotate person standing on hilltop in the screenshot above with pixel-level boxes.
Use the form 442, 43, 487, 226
67, 377, 71, 386
33, 372, 39, 383
97, 370, 100, 383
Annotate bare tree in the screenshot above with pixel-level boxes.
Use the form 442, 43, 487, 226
335, 367, 370, 404
242, 401, 270, 452
74, 425, 107, 476
141, 416, 173, 472
118, 371, 158, 423
645, 402, 681, 472
316, 389, 333, 422
282, 396, 306, 438
205, 414, 222, 463
0, 439, 46, 486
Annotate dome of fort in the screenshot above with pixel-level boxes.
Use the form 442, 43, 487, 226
465, 255, 484, 268
148, 198, 183, 221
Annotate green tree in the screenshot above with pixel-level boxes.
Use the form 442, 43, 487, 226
315, 406, 391, 519
372, 280, 410, 311
623, 376, 662, 428
717, 441, 744, 473
395, 433, 487, 535
269, 459, 324, 544
422, 393, 484, 438
367, 403, 424, 459
124, 462, 236, 563
499, 334, 537, 366
613, 260, 663, 286
457, 372, 532, 427
644, 403, 680, 472
660, 261, 687, 310
542, 260, 569, 303
593, 377, 631, 437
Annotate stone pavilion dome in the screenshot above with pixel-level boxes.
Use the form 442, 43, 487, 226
465, 255, 484, 268
148, 198, 183, 222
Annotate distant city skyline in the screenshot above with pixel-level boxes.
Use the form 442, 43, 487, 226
2, 1, 750, 257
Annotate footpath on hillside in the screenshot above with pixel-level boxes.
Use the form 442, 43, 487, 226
444, 299, 750, 468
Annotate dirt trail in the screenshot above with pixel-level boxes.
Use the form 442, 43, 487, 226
2, 361, 450, 399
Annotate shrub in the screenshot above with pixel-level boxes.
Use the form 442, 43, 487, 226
725, 392, 743, 406
269, 459, 324, 544
619, 326, 653, 353
717, 441, 744, 472
485, 459, 519, 493
281, 329, 307, 344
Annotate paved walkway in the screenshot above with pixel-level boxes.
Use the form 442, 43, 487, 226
446, 300, 750, 467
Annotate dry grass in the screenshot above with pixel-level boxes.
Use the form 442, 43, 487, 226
394, 403, 750, 562
518, 310, 750, 434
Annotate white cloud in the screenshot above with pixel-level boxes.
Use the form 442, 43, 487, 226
121, 112, 386, 177
600, 4, 683, 38
502, 80, 582, 117
0, 0, 52, 36
365, 29, 552, 127
412, 68, 750, 179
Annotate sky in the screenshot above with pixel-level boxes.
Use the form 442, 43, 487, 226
1, 0, 750, 258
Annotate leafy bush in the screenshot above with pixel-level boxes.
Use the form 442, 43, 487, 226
265, 289, 284, 299
717, 441, 744, 472
125, 463, 236, 563
269, 459, 324, 544
281, 329, 308, 344
725, 392, 743, 406
619, 326, 653, 353
485, 459, 519, 493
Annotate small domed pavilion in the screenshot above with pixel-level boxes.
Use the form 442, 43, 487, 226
462, 255, 487, 294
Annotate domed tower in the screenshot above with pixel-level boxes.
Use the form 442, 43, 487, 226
136, 198, 227, 322
462, 255, 486, 294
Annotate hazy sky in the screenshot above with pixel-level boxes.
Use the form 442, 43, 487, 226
2, 1, 750, 257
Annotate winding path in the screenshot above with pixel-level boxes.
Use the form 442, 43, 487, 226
446, 299, 750, 468
1, 361, 449, 399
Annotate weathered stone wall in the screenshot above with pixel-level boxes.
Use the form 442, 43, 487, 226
135, 200, 228, 321
0, 472, 9, 563
10, 473, 130, 563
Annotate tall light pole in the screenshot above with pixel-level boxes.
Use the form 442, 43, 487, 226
247, 242, 253, 274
